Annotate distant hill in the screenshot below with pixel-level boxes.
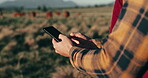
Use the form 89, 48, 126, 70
0, 0, 77, 9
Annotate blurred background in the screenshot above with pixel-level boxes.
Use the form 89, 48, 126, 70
0, 0, 114, 78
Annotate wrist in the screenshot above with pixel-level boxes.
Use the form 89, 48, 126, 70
68, 45, 73, 52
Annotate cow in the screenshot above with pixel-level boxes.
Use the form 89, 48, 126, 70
77, 12, 81, 16
55, 12, 61, 16
64, 11, 70, 18
46, 11, 53, 18
14, 12, 25, 17
29, 11, 37, 18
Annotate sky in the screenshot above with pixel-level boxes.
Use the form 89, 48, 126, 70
64, 0, 114, 5
0, 0, 14, 4
0, 0, 115, 5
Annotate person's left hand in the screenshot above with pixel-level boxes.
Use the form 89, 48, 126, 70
70, 32, 98, 49
52, 34, 73, 57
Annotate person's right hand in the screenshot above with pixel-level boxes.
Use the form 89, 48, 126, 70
70, 32, 98, 49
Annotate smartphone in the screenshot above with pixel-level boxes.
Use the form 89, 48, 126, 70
43, 26, 62, 42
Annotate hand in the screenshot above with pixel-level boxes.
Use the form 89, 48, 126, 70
70, 32, 98, 49
52, 34, 73, 57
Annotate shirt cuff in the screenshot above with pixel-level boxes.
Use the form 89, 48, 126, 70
69, 46, 82, 57
69, 46, 81, 69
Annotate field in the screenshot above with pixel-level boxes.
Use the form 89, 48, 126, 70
0, 6, 113, 78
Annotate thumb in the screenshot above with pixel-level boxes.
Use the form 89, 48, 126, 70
58, 34, 66, 40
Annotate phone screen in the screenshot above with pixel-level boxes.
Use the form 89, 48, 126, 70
43, 26, 62, 42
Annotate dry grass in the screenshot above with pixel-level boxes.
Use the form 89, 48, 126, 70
52, 65, 93, 78
0, 6, 113, 78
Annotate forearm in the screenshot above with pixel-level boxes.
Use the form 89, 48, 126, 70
69, 46, 113, 77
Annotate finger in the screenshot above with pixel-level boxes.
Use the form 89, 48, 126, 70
52, 38, 57, 44
52, 39, 57, 49
70, 32, 75, 36
55, 50, 58, 53
58, 34, 66, 39
70, 32, 79, 37
74, 33, 87, 40
71, 38, 80, 44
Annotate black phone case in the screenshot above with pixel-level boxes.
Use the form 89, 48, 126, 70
43, 26, 62, 42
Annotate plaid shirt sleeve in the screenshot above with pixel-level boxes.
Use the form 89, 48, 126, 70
69, 0, 148, 78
